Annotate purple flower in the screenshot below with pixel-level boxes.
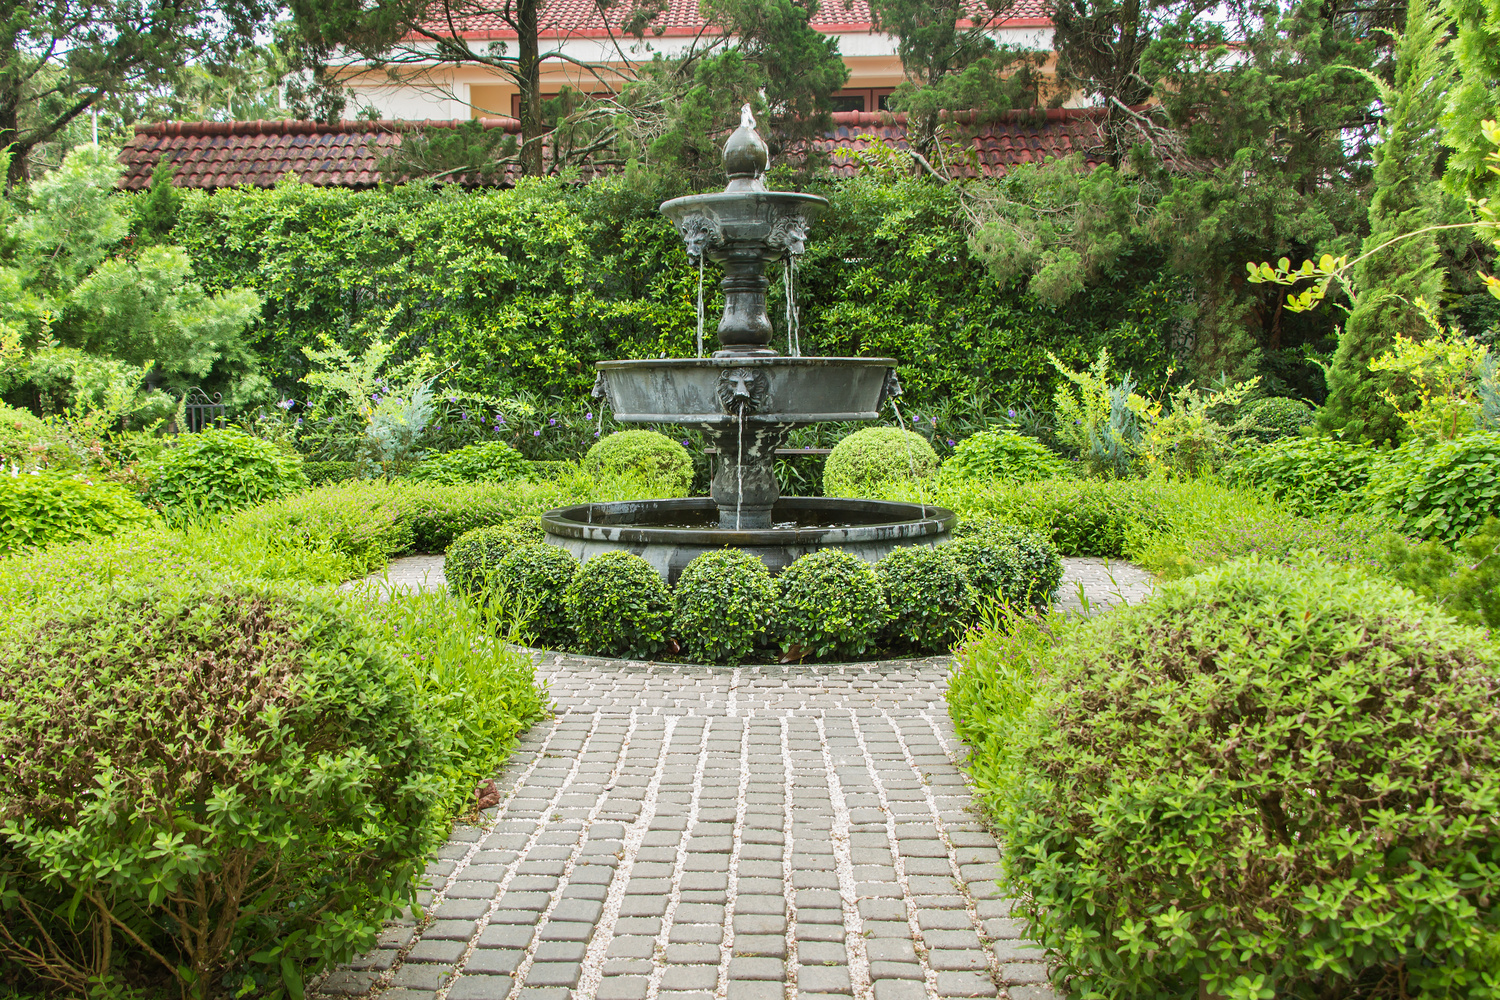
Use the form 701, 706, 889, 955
946, 438, 955, 446
549, 418, 557, 426
930, 417, 937, 426
594, 430, 601, 437
296, 417, 303, 426
911, 415, 919, 424
276, 398, 295, 411
533, 429, 541, 436
497, 415, 506, 424
1008, 408, 1016, 418
681, 439, 690, 447
585, 412, 593, 421
461, 410, 469, 420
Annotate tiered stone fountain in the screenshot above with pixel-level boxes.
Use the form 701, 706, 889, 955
542, 108, 954, 581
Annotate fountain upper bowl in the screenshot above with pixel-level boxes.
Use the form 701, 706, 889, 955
660, 191, 829, 256
595, 356, 897, 425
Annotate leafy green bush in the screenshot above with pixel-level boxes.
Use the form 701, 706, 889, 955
932, 477, 1172, 557
584, 430, 693, 495
0, 472, 154, 553
1241, 396, 1314, 440
1367, 431, 1500, 542
875, 545, 976, 652
942, 429, 1069, 483
990, 557, 1500, 999
144, 428, 308, 518
1133, 509, 1389, 581
565, 551, 673, 659
951, 517, 1063, 608
445, 518, 546, 599
303, 459, 362, 486
0, 583, 440, 999
0, 404, 54, 470
1229, 435, 1379, 516
824, 427, 939, 497
1377, 516, 1500, 629
491, 543, 578, 647
776, 549, 889, 660
410, 440, 531, 484
672, 549, 777, 665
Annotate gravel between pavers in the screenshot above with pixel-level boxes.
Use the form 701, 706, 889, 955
315, 555, 1153, 1000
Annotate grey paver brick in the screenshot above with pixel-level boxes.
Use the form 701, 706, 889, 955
447, 974, 514, 1000
797, 966, 852, 993
873, 981, 927, 1000
465, 949, 525, 975
728, 957, 785, 981
524, 962, 583, 988
662, 965, 720, 991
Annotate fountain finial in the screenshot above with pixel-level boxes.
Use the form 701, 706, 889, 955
723, 103, 768, 191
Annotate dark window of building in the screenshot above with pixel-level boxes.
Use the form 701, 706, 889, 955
830, 94, 866, 113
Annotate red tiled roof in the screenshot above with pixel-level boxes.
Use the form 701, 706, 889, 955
417, 0, 1051, 39
118, 108, 1107, 192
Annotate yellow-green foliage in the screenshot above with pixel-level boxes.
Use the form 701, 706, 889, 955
0, 471, 153, 554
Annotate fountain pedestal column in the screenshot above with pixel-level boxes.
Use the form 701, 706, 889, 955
703, 421, 793, 529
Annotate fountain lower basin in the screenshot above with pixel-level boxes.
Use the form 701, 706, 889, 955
543, 498, 955, 583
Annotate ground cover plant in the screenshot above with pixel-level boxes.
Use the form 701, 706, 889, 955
950, 558, 1500, 999
0, 471, 154, 554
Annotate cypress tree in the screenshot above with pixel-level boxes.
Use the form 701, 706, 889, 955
1318, 0, 1452, 444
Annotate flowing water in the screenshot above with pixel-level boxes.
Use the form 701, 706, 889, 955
783, 257, 801, 358
887, 398, 930, 521
696, 257, 706, 359
735, 401, 746, 530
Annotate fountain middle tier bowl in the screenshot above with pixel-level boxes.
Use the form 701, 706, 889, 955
543, 497, 956, 583
595, 357, 897, 424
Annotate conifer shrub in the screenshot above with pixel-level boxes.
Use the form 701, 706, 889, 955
492, 543, 578, 646
875, 545, 976, 652
1229, 435, 1379, 516
0, 472, 154, 554
823, 427, 939, 497
776, 549, 889, 660
672, 549, 777, 665
1377, 516, 1500, 629
950, 517, 1063, 608
1366, 431, 1500, 542
445, 518, 546, 599
942, 429, 1068, 483
0, 583, 439, 998
143, 427, 308, 518
992, 557, 1500, 999
565, 551, 673, 659
409, 440, 531, 484
584, 430, 693, 496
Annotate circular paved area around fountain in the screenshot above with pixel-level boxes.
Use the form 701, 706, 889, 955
314, 556, 1155, 1000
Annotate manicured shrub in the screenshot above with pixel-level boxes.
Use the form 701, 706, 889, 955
1229, 435, 1379, 516
565, 551, 673, 658
584, 430, 693, 495
776, 548, 889, 660
1366, 431, 1500, 542
1241, 395, 1314, 440
875, 545, 976, 652
0, 583, 441, 998
949, 478, 1172, 557
992, 557, 1500, 999
951, 517, 1063, 608
942, 429, 1068, 483
409, 440, 531, 484
144, 427, 308, 518
672, 549, 778, 664
491, 542, 578, 646
445, 517, 546, 599
824, 427, 938, 497
0, 471, 154, 553
1134, 509, 1388, 581
1377, 516, 1500, 629
303, 459, 362, 485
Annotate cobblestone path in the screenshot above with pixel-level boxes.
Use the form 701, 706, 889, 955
316, 556, 1154, 1000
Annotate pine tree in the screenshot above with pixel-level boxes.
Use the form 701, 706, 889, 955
1318, 0, 1453, 443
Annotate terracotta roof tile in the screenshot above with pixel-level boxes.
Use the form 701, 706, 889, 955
117, 108, 1108, 192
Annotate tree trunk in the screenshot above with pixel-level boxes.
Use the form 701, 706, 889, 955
0, 15, 27, 189
517, 0, 543, 176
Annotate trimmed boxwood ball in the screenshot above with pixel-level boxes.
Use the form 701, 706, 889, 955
1242, 395, 1315, 441
776, 549, 889, 660
875, 545, 977, 652
996, 556, 1500, 999
584, 430, 693, 495
672, 549, 778, 665
952, 516, 1063, 609
565, 551, 673, 659
492, 543, 578, 647
445, 517, 545, 599
823, 427, 938, 497
942, 429, 1068, 483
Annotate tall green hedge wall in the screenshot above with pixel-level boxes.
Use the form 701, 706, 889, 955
171, 173, 1180, 410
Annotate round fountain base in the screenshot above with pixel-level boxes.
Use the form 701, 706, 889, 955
542, 498, 956, 583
